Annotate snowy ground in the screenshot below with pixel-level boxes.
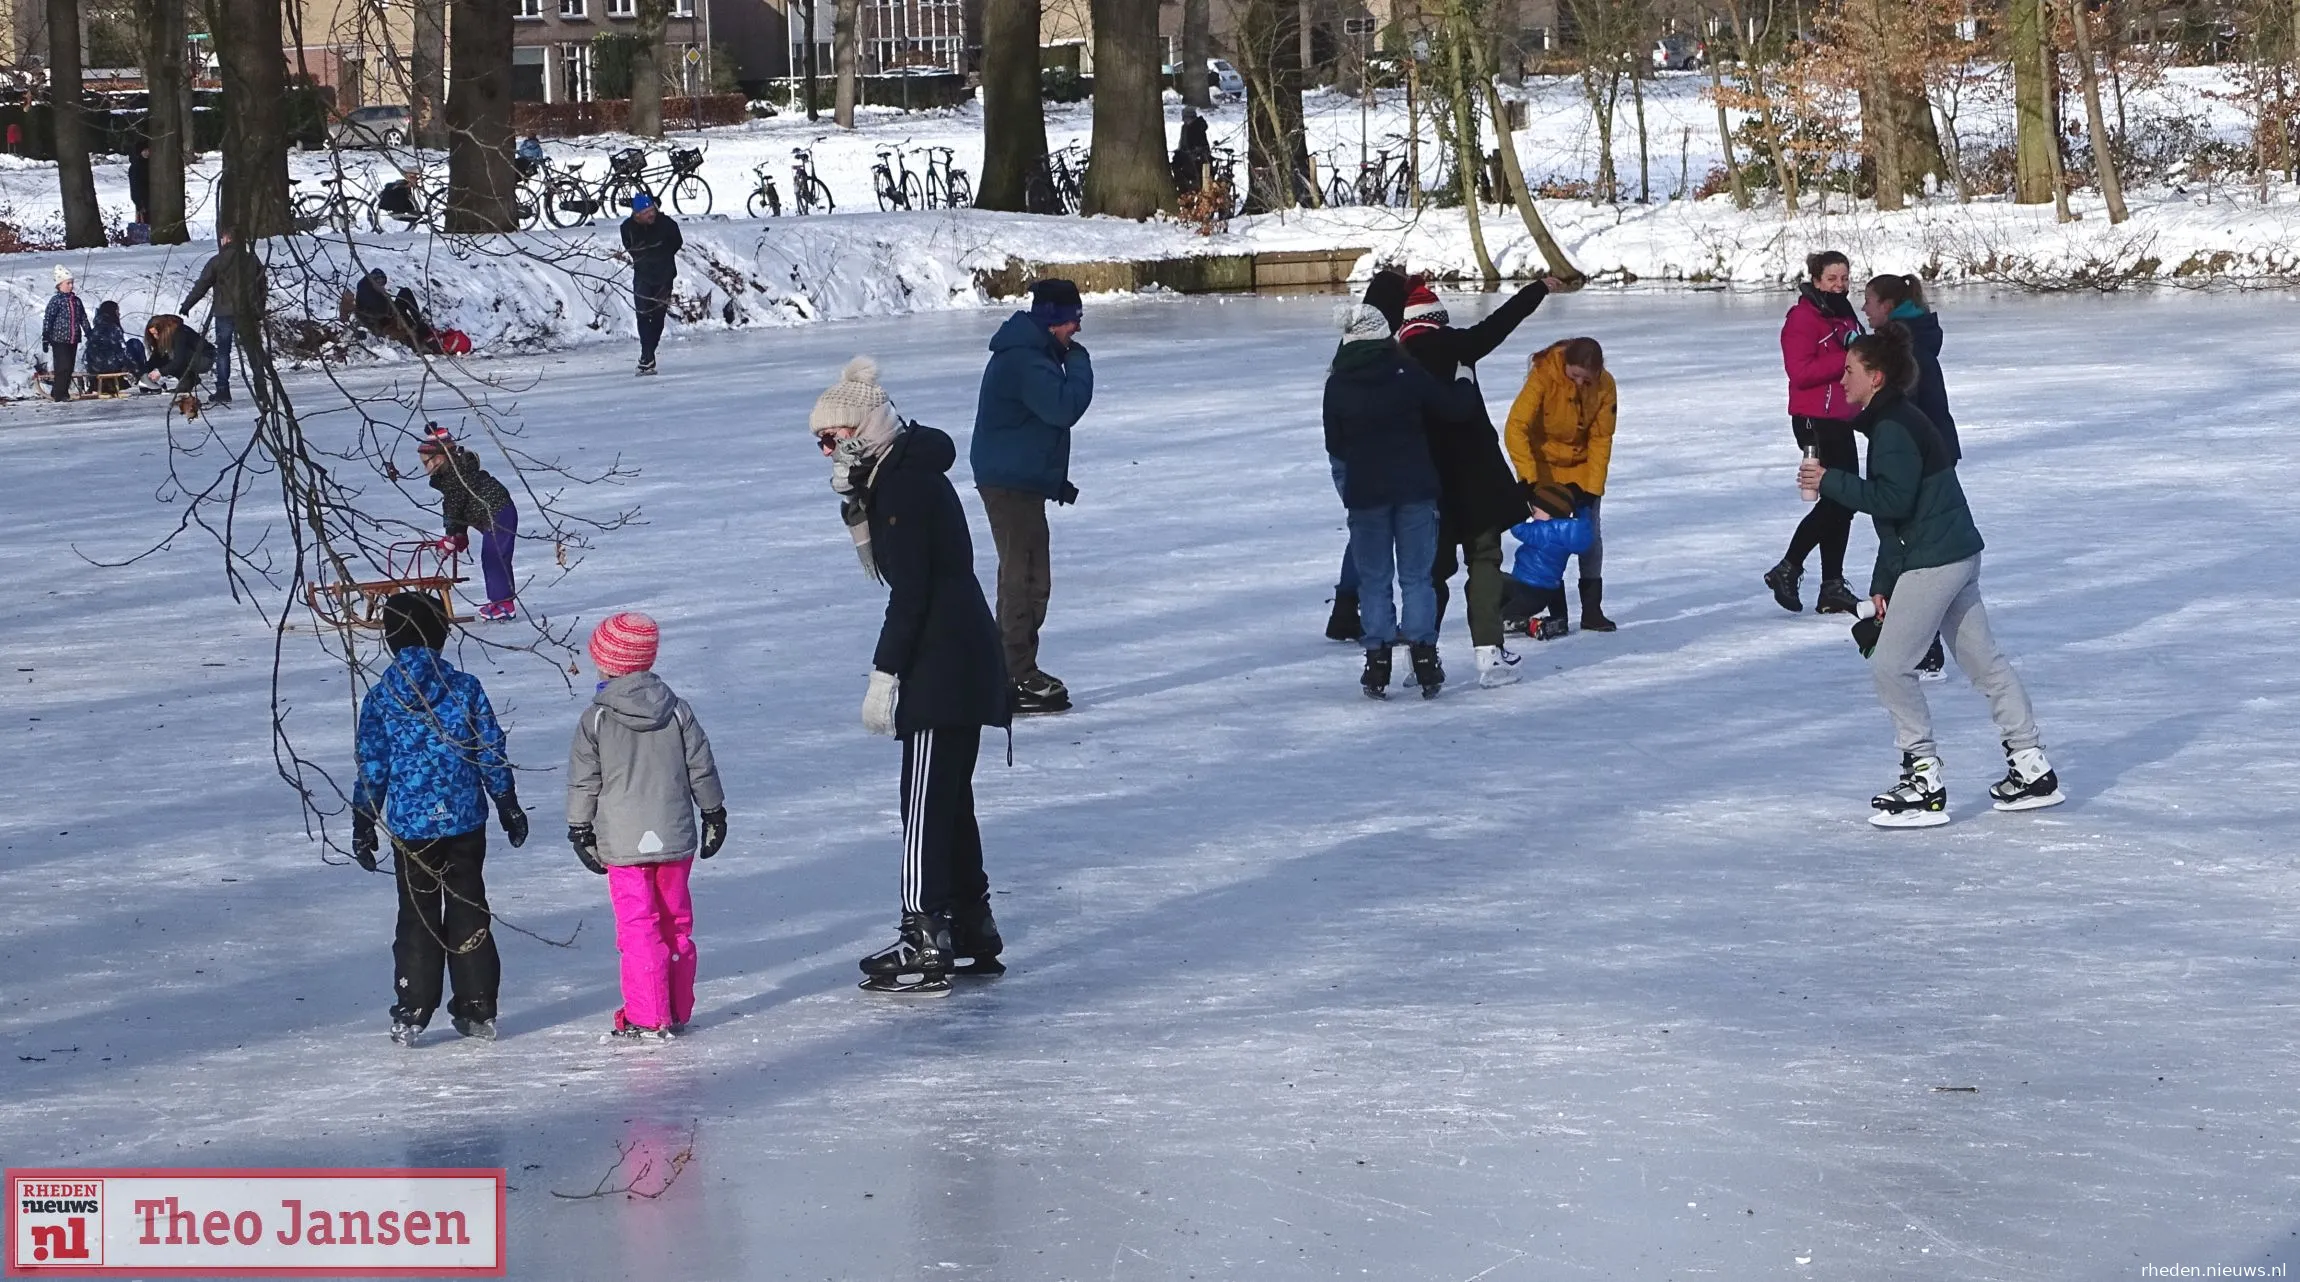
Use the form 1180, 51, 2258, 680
3, 288, 2300, 1280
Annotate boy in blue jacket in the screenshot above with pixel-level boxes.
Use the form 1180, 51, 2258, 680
1503, 483, 1595, 642
352, 593, 529, 1046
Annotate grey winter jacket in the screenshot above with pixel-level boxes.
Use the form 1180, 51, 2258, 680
565, 672, 725, 866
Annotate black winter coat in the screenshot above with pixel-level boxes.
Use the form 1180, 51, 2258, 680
1401, 280, 1550, 541
156, 325, 213, 380
182, 242, 261, 320
428, 447, 514, 536
1323, 339, 1465, 509
1898, 310, 1961, 462
620, 213, 683, 296
866, 424, 1012, 733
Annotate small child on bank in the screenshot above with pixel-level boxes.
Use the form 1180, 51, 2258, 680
416, 424, 519, 620
1502, 482, 1595, 641
566, 613, 728, 1041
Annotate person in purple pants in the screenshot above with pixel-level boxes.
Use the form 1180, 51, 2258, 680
418, 426, 520, 620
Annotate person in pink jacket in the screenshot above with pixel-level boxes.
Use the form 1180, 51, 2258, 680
1765, 250, 1866, 616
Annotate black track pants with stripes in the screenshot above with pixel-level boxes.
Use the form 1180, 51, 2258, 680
899, 725, 987, 916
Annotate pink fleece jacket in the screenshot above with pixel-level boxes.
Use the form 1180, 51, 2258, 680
1781, 293, 1863, 420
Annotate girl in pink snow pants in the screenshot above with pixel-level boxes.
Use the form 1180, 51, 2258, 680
566, 612, 729, 1039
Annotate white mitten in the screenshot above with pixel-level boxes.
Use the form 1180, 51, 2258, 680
861, 670, 900, 737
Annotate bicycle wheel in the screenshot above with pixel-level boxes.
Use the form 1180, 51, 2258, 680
947, 172, 972, 208
747, 184, 780, 218
291, 192, 330, 233
1324, 176, 1350, 208
901, 172, 925, 211
874, 169, 900, 211
807, 177, 835, 214
671, 173, 712, 215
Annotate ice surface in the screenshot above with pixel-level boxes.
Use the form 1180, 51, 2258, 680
2, 289, 2297, 1280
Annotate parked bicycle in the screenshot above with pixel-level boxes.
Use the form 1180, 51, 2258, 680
370, 169, 438, 232
542, 144, 713, 226
1026, 144, 1089, 215
290, 175, 365, 234
873, 142, 924, 211
1322, 140, 1412, 208
746, 163, 782, 218
789, 147, 835, 214
920, 145, 972, 209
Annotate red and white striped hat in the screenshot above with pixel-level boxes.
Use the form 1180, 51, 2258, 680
589, 611, 660, 677
1398, 280, 1447, 341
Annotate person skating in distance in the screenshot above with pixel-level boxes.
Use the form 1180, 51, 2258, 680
817, 357, 1011, 995
1767, 249, 1866, 617
1798, 323, 2064, 827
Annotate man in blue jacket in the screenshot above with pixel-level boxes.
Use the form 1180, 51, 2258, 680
970, 278, 1094, 714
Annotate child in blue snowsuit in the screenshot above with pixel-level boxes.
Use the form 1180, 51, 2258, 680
1503, 482, 1594, 641
352, 592, 530, 1046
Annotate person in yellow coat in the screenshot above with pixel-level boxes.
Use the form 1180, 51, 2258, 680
1502, 337, 1617, 631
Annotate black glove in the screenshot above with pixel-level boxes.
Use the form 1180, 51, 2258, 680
1056, 482, 1079, 506
568, 823, 606, 875
699, 808, 728, 859
496, 789, 529, 848
1852, 615, 1883, 658
351, 809, 380, 872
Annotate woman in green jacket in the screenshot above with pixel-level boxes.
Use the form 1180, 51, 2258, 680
1798, 323, 2065, 828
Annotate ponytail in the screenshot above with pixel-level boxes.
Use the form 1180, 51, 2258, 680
1847, 321, 1918, 393
1865, 272, 1928, 312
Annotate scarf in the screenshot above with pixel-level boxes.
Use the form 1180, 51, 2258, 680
830, 404, 906, 582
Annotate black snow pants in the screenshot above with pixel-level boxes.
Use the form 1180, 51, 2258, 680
1785, 414, 1861, 583
899, 725, 987, 918
391, 827, 500, 1025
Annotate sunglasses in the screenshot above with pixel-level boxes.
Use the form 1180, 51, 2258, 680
815, 430, 846, 455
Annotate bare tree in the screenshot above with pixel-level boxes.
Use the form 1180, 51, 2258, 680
209, 0, 291, 238
445, 0, 520, 231
630, 0, 672, 138
976, 0, 1048, 209
1180, 0, 1212, 109
2010, 0, 2057, 203
134, 0, 192, 242
413, 0, 448, 148
833, 0, 860, 128
1699, 2, 1750, 208
1467, 0, 1583, 277
49, 0, 106, 247
2061, 0, 2127, 221
1563, 0, 1638, 202
1236, 0, 1308, 212
1427, 6, 1497, 281
1080, 0, 1176, 216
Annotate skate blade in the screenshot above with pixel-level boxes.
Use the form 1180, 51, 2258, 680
1993, 790, 2066, 812
859, 975, 952, 997
1917, 670, 1947, 682
1361, 687, 1387, 700
1420, 685, 1442, 700
951, 957, 1006, 977
1869, 808, 1951, 829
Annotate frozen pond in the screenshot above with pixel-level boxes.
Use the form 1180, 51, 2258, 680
3, 286, 2298, 1280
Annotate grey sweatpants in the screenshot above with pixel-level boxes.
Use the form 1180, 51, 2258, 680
1871, 554, 2041, 761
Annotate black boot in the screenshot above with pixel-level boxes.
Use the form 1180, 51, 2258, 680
1409, 643, 1444, 699
1815, 577, 1862, 616
1325, 590, 1360, 642
1764, 559, 1803, 613
1360, 647, 1392, 700
859, 911, 953, 996
948, 897, 1006, 976
1578, 579, 1616, 632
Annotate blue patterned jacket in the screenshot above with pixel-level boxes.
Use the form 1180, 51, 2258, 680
354, 648, 514, 841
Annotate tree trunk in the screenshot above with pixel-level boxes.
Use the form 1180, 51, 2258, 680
2062, 0, 2126, 222
2040, 24, 2075, 222
1861, 84, 1906, 210
976, 0, 1046, 208
211, 0, 291, 238
630, 0, 670, 138
1180, 0, 1212, 108
1241, 0, 1306, 213
2010, 0, 2056, 203
1481, 76, 1584, 279
1442, 23, 1497, 283
833, 0, 860, 127
1705, 42, 1748, 209
413, 0, 448, 148
136, 0, 190, 243
1631, 60, 1650, 202
1894, 84, 1950, 192
1080, 0, 1175, 216
49, 0, 105, 248
446, 0, 519, 231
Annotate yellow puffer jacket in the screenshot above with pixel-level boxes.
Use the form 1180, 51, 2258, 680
1503, 342, 1617, 496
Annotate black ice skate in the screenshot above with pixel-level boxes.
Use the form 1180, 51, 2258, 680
1360, 647, 1392, 700
1012, 672, 1071, 715
1325, 591, 1360, 642
1409, 643, 1444, 699
859, 911, 953, 997
635, 358, 657, 376
1917, 635, 1947, 681
389, 1020, 425, 1048
1989, 743, 2065, 812
1870, 753, 1949, 828
607, 1010, 670, 1041
1764, 559, 1804, 613
1815, 577, 1862, 616
452, 1015, 497, 1041
947, 897, 1006, 977
1534, 615, 1569, 641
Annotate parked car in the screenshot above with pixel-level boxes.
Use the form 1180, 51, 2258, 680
1650, 34, 1706, 70
1208, 58, 1246, 98
332, 104, 411, 150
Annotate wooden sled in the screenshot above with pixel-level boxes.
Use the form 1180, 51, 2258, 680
306, 541, 467, 631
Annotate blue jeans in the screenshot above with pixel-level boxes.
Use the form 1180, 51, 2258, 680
1347, 501, 1440, 648
1331, 457, 1358, 596
212, 314, 235, 397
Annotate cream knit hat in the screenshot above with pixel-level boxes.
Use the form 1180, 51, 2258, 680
810, 356, 892, 433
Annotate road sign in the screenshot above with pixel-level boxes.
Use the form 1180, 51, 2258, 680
1342, 17, 1375, 35
684, 46, 703, 66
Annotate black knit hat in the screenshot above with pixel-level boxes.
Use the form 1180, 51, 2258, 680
1361, 268, 1410, 333
1029, 278, 1082, 309
381, 591, 449, 653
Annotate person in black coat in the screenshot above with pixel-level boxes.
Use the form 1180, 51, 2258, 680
813, 356, 1009, 995
138, 314, 213, 394
1860, 273, 1959, 461
619, 194, 682, 375
1394, 275, 1565, 679
127, 142, 151, 224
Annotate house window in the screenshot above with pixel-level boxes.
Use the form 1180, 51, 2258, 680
607, 0, 634, 16
559, 40, 592, 100
516, 0, 541, 17
559, 0, 585, 18
670, 0, 692, 16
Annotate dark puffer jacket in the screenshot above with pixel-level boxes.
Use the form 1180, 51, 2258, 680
428, 447, 514, 537
1400, 281, 1550, 541
1818, 390, 1985, 599
866, 424, 1011, 733
970, 311, 1095, 500
1323, 339, 1469, 509
42, 291, 87, 346
1897, 308, 1961, 461
620, 212, 683, 297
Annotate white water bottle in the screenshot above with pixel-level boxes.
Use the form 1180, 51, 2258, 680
1799, 445, 1820, 502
